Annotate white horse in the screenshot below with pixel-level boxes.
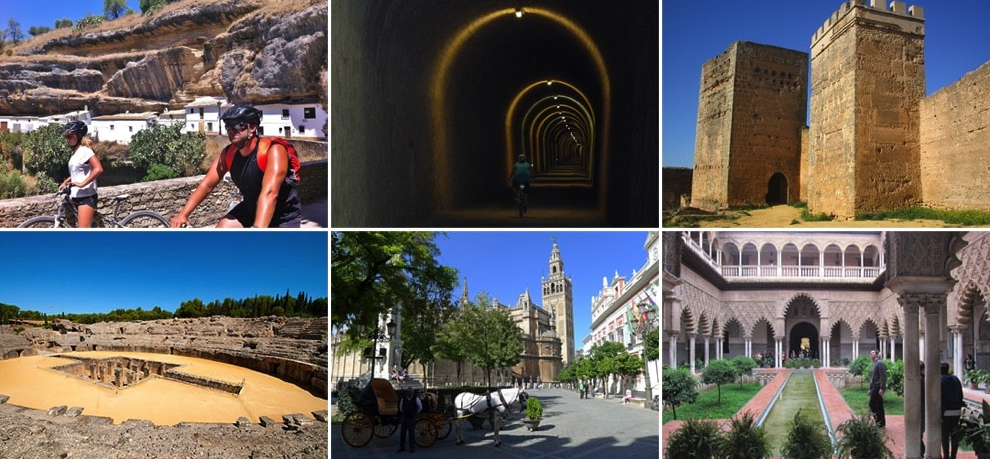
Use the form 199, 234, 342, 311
452, 387, 527, 447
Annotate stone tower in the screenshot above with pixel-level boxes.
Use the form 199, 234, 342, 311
541, 239, 574, 365
808, 0, 925, 219
691, 41, 808, 211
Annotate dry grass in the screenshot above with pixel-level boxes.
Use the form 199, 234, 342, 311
5, 0, 324, 59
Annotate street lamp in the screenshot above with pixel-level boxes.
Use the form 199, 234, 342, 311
363, 318, 396, 379
630, 302, 658, 409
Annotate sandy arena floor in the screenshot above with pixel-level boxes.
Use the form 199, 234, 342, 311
0, 351, 327, 425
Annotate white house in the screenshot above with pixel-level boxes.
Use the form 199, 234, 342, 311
183, 96, 228, 136
255, 103, 327, 140
90, 112, 157, 145
158, 108, 187, 129
0, 115, 41, 134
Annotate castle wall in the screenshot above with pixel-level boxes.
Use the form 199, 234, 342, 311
920, 61, 990, 210
809, 1, 925, 218
691, 42, 806, 210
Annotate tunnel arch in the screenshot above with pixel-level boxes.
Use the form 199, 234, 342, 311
430, 6, 611, 212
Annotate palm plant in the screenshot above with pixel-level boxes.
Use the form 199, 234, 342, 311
664, 417, 724, 459
720, 410, 771, 459
779, 409, 834, 459
834, 413, 894, 459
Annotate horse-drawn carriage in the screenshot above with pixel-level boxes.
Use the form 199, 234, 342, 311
340, 378, 453, 448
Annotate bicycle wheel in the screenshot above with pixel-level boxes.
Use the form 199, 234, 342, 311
119, 210, 170, 228
17, 216, 59, 228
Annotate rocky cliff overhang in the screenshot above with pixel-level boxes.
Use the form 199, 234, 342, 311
0, 0, 327, 116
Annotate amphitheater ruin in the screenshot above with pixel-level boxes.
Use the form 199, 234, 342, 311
0, 316, 329, 458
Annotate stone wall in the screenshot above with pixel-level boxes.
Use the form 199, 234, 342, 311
920, 61, 990, 210
0, 160, 326, 228
808, 1, 925, 219
691, 41, 807, 211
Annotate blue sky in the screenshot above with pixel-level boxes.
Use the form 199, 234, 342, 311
0, 232, 329, 315
434, 231, 654, 346
662, 1, 990, 167
2, 1, 144, 33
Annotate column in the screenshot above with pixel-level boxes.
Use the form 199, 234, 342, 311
953, 330, 964, 377
776, 339, 783, 368
890, 335, 897, 362
901, 297, 921, 459
703, 336, 710, 367
925, 300, 944, 459
668, 333, 678, 367
688, 333, 696, 374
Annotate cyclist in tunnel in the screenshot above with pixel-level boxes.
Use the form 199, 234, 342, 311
511, 154, 533, 212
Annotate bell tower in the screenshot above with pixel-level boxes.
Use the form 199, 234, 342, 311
541, 238, 574, 365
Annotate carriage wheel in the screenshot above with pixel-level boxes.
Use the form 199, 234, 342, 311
373, 416, 397, 438
341, 412, 374, 448
435, 417, 452, 440
413, 418, 437, 447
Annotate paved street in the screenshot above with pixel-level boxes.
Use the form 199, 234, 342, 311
330, 388, 660, 459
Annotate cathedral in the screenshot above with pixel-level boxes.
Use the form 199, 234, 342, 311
331, 240, 574, 386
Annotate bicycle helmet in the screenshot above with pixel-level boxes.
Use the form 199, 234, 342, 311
220, 104, 262, 125
63, 120, 88, 137
517, 154, 526, 162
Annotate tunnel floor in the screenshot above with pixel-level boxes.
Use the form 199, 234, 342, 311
425, 187, 607, 227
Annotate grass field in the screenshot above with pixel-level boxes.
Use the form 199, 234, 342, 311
662, 382, 762, 424
838, 384, 905, 416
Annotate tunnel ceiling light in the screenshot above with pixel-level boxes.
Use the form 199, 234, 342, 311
547, 80, 553, 86
515, 7, 524, 18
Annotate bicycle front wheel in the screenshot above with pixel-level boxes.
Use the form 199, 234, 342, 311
119, 210, 170, 228
18, 216, 59, 228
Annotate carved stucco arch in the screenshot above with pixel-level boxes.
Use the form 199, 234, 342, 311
953, 282, 984, 328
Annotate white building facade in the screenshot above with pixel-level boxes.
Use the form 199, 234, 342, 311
587, 231, 660, 397
256, 103, 327, 140
90, 112, 157, 145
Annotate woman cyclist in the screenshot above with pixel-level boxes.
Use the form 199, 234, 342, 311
60, 121, 103, 228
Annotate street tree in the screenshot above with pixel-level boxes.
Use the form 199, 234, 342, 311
589, 340, 628, 398
614, 352, 645, 391
700, 359, 738, 405
332, 232, 457, 355
398, 287, 457, 387
662, 366, 698, 420
433, 307, 469, 384
731, 355, 757, 388
439, 292, 523, 387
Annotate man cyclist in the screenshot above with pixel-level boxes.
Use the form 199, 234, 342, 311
170, 104, 302, 228
511, 154, 533, 212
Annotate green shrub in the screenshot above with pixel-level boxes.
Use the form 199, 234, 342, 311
128, 122, 205, 180
23, 124, 70, 181
800, 208, 834, 222
780, 409, 834, 459
664, 417, 724, 459
662, 366, 698, 420
525, 397, 542, 420
835, 413, 894, 459
720, 410, 771, 459
143, 163, 178, 181
0, 169, 28, 199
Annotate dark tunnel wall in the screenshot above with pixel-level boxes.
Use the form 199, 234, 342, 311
331, 0, 658, 227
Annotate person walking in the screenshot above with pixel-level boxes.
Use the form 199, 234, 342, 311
579, 382, 585, 399
869, 350, 887, 428
397, 387, 421, 453
941, 362, 964, 459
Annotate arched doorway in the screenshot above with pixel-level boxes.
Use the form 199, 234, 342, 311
766, 172, 788, 205
789, 322, 819, 360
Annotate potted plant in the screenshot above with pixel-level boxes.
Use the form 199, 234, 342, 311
957, 400, 990, 459
835, 413, 895, 459
967, 368, 984, 390
523, 396, 542, 431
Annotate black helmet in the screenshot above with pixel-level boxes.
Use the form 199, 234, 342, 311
220, 104, 262, 125
517, 154, 526, 162
63, 120, 88, 137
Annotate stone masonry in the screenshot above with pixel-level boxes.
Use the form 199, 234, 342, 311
683, 1, 990, 219
691, 41, 808, 210
808, 0, 925, 218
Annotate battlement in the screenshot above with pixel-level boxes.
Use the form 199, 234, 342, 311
812, 0, 925, 56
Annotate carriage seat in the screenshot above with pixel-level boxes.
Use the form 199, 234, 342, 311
372, 378, 399, 415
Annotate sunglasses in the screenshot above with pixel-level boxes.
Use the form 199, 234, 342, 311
224, 122, 251, 133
